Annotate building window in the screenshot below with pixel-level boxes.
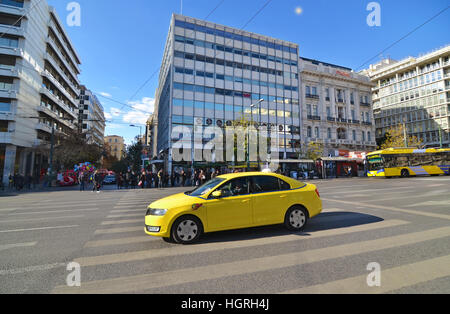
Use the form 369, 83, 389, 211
352, 130, 356, 141
314, 127, 319, 138
337, 128, 346, 140
307, 126, 312, 138
327, 128, 332, 139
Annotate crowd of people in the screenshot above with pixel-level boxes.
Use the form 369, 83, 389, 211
113, 168, 223, 190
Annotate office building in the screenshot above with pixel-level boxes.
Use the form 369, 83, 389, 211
79, 86, 105, 147
363, 45, 450, 148
154, 14, 300, 172
0, 0, 81, 184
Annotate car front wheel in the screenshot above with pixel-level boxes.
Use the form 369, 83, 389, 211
171, 215, 203, 244
284, 206, 308, 231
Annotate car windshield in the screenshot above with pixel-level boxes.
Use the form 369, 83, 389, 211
186, 178, 225, 197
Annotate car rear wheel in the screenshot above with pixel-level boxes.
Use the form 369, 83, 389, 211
284, 206, 308, 231
171, 215, 203, 244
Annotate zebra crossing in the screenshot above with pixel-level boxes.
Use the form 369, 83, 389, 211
1, 179, 449, 294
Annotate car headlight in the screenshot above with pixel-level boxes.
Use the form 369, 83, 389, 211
146, 208, 168, 216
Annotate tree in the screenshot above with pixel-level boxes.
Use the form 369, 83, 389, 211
36, 128, 103, 171
125, 136, 143, 173
304, 141, 324, 161
379, 125, 422, 150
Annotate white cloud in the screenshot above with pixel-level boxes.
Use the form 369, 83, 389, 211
100, 91, 112, 97
122, 97, 155, 125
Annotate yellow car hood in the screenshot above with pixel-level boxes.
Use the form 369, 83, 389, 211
148, 192, 203, 209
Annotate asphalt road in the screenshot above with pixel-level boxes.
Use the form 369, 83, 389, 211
0, 177, 449, 294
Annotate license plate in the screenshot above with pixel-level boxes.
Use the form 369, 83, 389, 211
147, 226, 160, 232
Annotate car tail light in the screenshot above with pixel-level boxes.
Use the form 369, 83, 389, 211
315, 188, 320, 198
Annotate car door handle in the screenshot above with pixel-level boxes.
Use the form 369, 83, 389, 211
280, 195, 287, 198
242, 199, 250, 203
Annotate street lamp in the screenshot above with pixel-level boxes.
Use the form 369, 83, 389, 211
247, 99, 264, 171
129, 124, 142, 143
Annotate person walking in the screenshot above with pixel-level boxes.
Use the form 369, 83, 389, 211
79, 171, 86, 191
92, 170, 101, 193
157, 169, 163, 189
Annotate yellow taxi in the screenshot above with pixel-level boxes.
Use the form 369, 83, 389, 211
144, 172, 322, 244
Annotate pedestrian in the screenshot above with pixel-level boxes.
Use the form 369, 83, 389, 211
181, 170, 186, 187
79, 171, 85, 191
157, 169, 163, 189
92, 170, 101, 193
139, 171, 146, 189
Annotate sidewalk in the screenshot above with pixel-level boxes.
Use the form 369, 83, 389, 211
0, 184, 79, 197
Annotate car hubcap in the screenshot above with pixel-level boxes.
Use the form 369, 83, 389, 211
177, 220, 198, 241
290, 210, 305, 228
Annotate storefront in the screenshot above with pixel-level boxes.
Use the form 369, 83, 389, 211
320, 156, 365, 178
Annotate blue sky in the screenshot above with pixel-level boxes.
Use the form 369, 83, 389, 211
47, 0, 450, 145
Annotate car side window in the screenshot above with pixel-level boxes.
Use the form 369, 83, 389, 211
252, 176, 281, 193
279, 179, 291, 191
215, 177, 250, 197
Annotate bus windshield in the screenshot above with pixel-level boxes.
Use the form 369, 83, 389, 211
367, 155, 384, 171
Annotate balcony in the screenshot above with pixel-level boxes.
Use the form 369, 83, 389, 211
305, 94, 319, 100
336, 98, 345, 104
47, 19, 81, 74
39, 86, 77, 120
337, 118, 348, 123
327, 117, 336, 122
350, 120, 360, 124
0, 89, 17, 99
0, 111, 14, 121
0, 24, 24, 38
0, 131, 12, 144
0, 45, 22, 57
0, 64, 19, 77
35, 122, 53, 134
362, 121, 373, 126
37, 105, 75, 129
41, 70, 78, 107
360, 102, 371, 107
43, 53, 80, 95
307, 115, 321, 121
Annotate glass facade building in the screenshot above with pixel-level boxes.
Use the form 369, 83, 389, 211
155, 14, 300, 172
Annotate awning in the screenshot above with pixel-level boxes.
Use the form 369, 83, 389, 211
319, 157, 364, 162
273, 159, 315, 163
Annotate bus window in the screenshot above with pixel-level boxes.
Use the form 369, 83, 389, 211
433, 153, 446, 165
410, 155, 423, 167
396, 155, 409, 167
422, 154, 434, 166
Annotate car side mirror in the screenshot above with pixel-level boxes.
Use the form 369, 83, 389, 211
211, 190, 223, 199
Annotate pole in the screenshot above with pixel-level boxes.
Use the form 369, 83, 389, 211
48, 126, 55, 187
403, 122, 408, 148
439, 127, 443, 149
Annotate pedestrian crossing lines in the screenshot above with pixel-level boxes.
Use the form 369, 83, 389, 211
52, 224, 450, 294
2, 186, 450, 294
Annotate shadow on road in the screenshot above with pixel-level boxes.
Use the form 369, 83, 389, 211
193, 211, 384, 245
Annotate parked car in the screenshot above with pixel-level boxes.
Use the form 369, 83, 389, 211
145, 172, 322, 244
103, 175, 116, 185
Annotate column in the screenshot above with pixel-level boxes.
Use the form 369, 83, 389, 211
2, 145, 16, 186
